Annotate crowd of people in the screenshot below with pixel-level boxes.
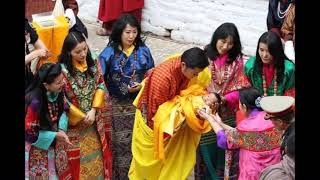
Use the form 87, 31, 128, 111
25, 0, 295, 179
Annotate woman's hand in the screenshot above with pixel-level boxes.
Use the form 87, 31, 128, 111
211, 113, 222, 123
198, 109, 224, 133
36, 49, 50, 58
84, 108, 96, 125
128, 82, 142, 93
197, 109, 212, 121
198, 109, 222, 124
56, 130, 73, 146
25, 49, 51, 65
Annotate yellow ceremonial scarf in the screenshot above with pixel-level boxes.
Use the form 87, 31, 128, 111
119, 45, 135, 57
72, 59, 88, 73
153, 84, 212, 160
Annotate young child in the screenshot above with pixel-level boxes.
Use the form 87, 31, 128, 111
153, 84, 221, 159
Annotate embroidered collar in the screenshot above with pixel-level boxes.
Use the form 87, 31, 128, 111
215, 53, 229, 68
72, 59, 88, 73
119, 45, 135, 57
46, 92, 59, 102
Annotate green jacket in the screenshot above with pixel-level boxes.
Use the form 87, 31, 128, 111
244, 56, 295, 96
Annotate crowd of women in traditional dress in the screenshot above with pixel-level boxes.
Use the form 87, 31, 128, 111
24, 0, 295, 179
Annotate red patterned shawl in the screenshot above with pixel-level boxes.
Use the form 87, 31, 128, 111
59, 60, 112, 180
137, 57, 189, 128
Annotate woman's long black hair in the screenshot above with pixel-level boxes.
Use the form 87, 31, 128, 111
58, 31, 95, 78
25, 63, 64, 130
205, 22, 242, 64
107, 13, 145, 55
254, 31, 289, 84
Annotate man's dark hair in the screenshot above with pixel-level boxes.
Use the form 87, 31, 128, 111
181, 47, 209, 69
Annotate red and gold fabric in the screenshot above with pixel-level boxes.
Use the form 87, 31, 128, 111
60, 59, 112, 180
226, 127, 283, 152
281, 4, 295, 43
206, 57, 251, 96
136, 56, 189, 128
25, 97, 72, 179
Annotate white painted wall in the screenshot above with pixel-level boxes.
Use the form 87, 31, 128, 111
76, 0, 100, 22
77, 0, 269, 56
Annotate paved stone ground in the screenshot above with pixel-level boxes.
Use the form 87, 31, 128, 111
85, 22, 201, 66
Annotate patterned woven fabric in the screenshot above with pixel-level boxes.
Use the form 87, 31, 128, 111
110, 98, 135, 180
228, 128, 282, 152
137, 57, 189, 128
79, 126, 104, 180
61, 60, 112, 180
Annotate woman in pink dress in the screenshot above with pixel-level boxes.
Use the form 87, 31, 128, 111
198, 87, 283, 180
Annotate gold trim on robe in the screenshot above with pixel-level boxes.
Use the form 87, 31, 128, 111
92, 89, 105, 108
68, 104, 86, 126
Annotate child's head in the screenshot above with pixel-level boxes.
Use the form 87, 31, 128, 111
203, 93, 217, 105
203, 92, 222, 114
238, 87, 262, 114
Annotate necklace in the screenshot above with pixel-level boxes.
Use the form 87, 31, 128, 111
211, 62, 229, 85
48, 102, 59, 122
116, 50, 138, 84
262, 69, 278, 96
277, 1, 292, 19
